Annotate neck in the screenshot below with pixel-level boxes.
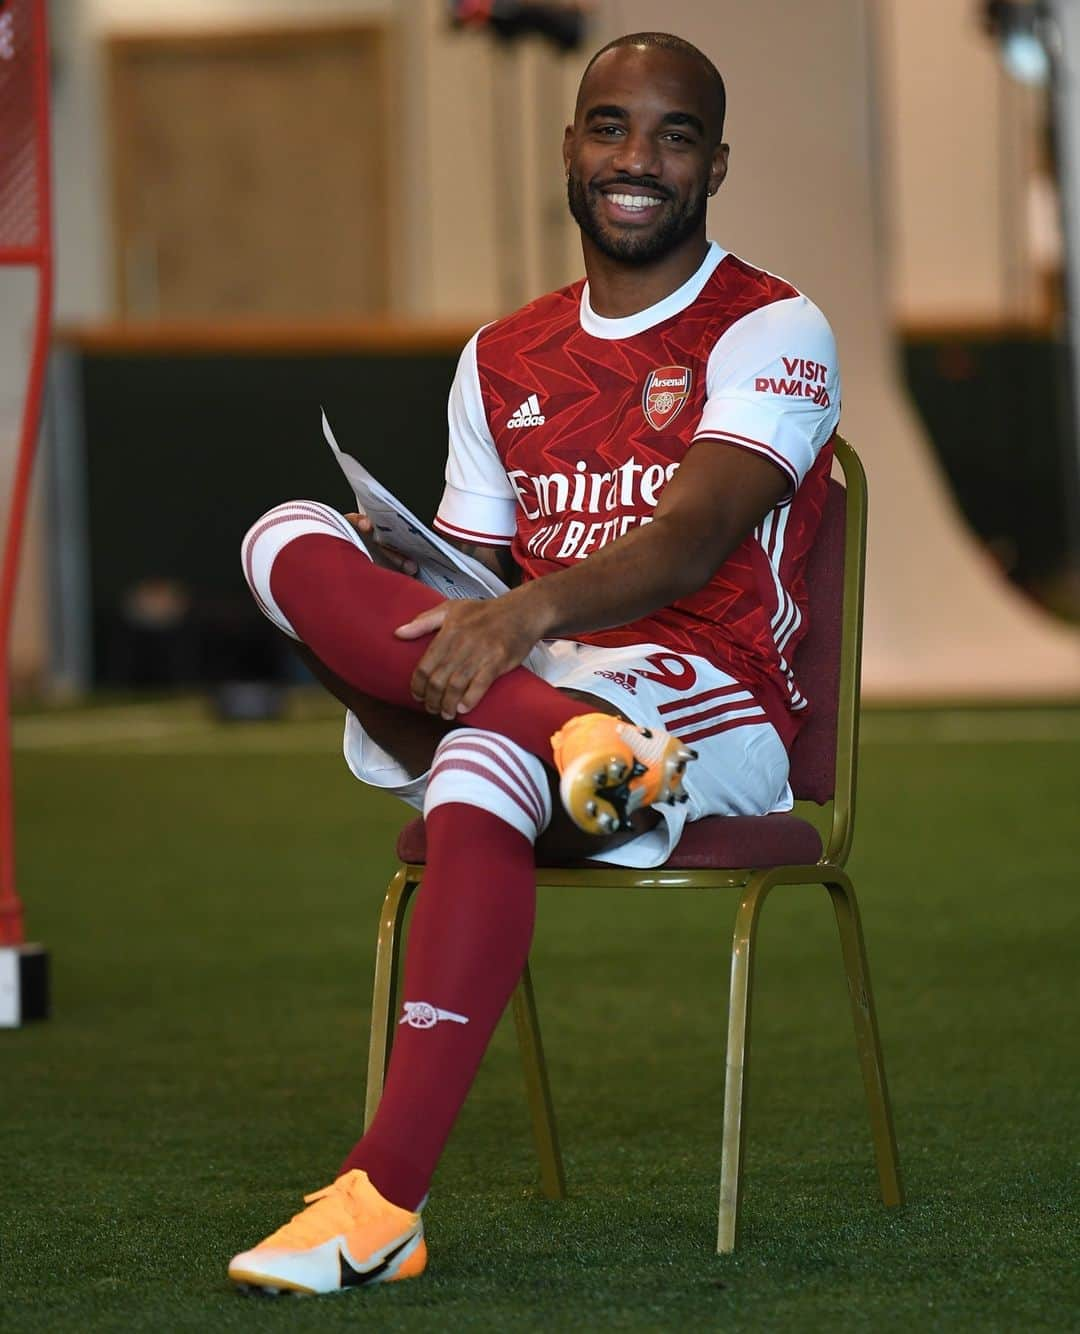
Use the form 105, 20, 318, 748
582, 234, 710, 319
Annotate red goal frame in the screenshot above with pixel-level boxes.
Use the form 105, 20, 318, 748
0, 0, 53, 945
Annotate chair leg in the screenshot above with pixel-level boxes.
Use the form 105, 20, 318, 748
511, 960, 567, 1200
364, 868, 419, 1130
825, 872, 904, 1209
717, 871, 776, 1254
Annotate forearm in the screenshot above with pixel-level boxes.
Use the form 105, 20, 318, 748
399, 445, 789, 720
504, 514, 722, 641
500, 445, 791, 642
444, 537, 522, 587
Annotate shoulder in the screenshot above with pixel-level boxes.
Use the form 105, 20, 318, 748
711, 251, 801, 307
650, 249, 833, 369
693, 256, 834, 373
475, 281, 585, 362
702, 252, 832, 341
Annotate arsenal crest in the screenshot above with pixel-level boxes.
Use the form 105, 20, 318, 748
642, 365, 692, 431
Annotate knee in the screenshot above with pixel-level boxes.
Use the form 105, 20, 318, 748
241, 500, 357, 569
240, 500, 363, 637
424, 730, 552, 843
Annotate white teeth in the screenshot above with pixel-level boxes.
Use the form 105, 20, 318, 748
607, 192, 662, 211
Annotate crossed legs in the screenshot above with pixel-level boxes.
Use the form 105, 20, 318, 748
241, 501, 650, 1209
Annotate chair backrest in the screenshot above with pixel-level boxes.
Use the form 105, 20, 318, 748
788, 481, 846, 803
787, 437, 867, 863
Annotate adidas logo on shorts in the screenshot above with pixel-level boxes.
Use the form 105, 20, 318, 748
594, 669, 638, 695
507, 393, 546, 429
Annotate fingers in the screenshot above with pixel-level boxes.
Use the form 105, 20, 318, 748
414, 652, 498, 721
400, 600, 532, 720
344, 513, 418, 574
398, 606, 461, 718
395, 606, 448, 640
404, 611, 501, 720
455, 671, 496, 715
411, 632, 470, 720
380, 547, 419, 575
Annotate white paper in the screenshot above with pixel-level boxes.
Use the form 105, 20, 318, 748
321, 411, 508, 601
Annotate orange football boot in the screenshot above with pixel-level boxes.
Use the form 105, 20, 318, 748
228, 1169, 426, 1296
551, 712, 696, 836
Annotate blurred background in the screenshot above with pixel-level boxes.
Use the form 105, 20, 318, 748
3, 0, 1080, 701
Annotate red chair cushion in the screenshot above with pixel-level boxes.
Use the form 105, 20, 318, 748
395, 812, 821, 871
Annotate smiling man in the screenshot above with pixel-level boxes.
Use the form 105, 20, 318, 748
232, 32, 840, 1296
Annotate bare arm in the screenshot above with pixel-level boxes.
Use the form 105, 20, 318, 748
507, 444, 786, 637
343, 514, 519, 586
441, 536, 521, 588
398, 442, 789, 718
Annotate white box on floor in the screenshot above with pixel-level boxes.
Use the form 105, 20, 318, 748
0, 944, 50, 1027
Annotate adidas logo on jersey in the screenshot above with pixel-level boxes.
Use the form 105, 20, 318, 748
507, 394, 546, 429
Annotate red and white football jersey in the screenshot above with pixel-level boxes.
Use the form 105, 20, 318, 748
434, 242, 841, 747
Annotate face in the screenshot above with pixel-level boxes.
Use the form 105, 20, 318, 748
564, 46, 728, 266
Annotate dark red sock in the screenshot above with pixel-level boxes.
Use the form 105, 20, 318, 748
269, 534, 590, 759
339, 804, 536, 1207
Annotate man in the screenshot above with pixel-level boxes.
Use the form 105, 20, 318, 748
231, 30, 839, 1295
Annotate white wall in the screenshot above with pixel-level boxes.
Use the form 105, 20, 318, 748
397, 0, 580, 318
879, 0, 1009, 323
45, 0, 1051, 327
878, 0, 1045, 326
37, 0, 1062, 328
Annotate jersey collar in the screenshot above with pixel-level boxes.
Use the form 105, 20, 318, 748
579, 240, 727, 340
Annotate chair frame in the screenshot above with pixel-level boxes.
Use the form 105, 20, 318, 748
364, 437, 902, 1252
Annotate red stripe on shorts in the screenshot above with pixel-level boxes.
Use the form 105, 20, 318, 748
657, 683, 750, 717
675, 713, 767, 746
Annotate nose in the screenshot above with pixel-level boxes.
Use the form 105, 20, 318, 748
610, 129, 661, 179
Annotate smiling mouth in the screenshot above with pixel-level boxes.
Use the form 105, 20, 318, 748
603, 191, 665, 212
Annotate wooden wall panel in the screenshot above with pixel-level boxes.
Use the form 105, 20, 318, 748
108, 25, 391, 319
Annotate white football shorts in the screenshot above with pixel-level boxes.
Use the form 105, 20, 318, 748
342, 638, 792, 870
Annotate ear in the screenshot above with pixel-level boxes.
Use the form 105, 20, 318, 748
709, 143, 730, 196
562, 124, 574, 177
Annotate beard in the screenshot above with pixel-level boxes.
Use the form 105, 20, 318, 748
567, 170, 709, 265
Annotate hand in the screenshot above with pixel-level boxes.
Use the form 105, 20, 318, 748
344, 512, 418, 577
395, 591, 546, 719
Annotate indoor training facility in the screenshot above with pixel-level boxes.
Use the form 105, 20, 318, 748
1, 2, 1078, 1329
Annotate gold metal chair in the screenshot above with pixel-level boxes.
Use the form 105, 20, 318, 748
364, 436, 902, 1252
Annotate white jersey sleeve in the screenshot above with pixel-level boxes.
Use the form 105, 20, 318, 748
693, 295, 840, 496
434, 330, 518, 547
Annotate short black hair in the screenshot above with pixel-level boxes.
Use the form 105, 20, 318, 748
579, 32, 726, 140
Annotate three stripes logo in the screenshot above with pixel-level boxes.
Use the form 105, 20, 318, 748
506, 393, 545, 429
594, 669, 638, 695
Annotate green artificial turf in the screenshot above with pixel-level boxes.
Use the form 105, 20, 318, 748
2, 701, 1079, 1331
